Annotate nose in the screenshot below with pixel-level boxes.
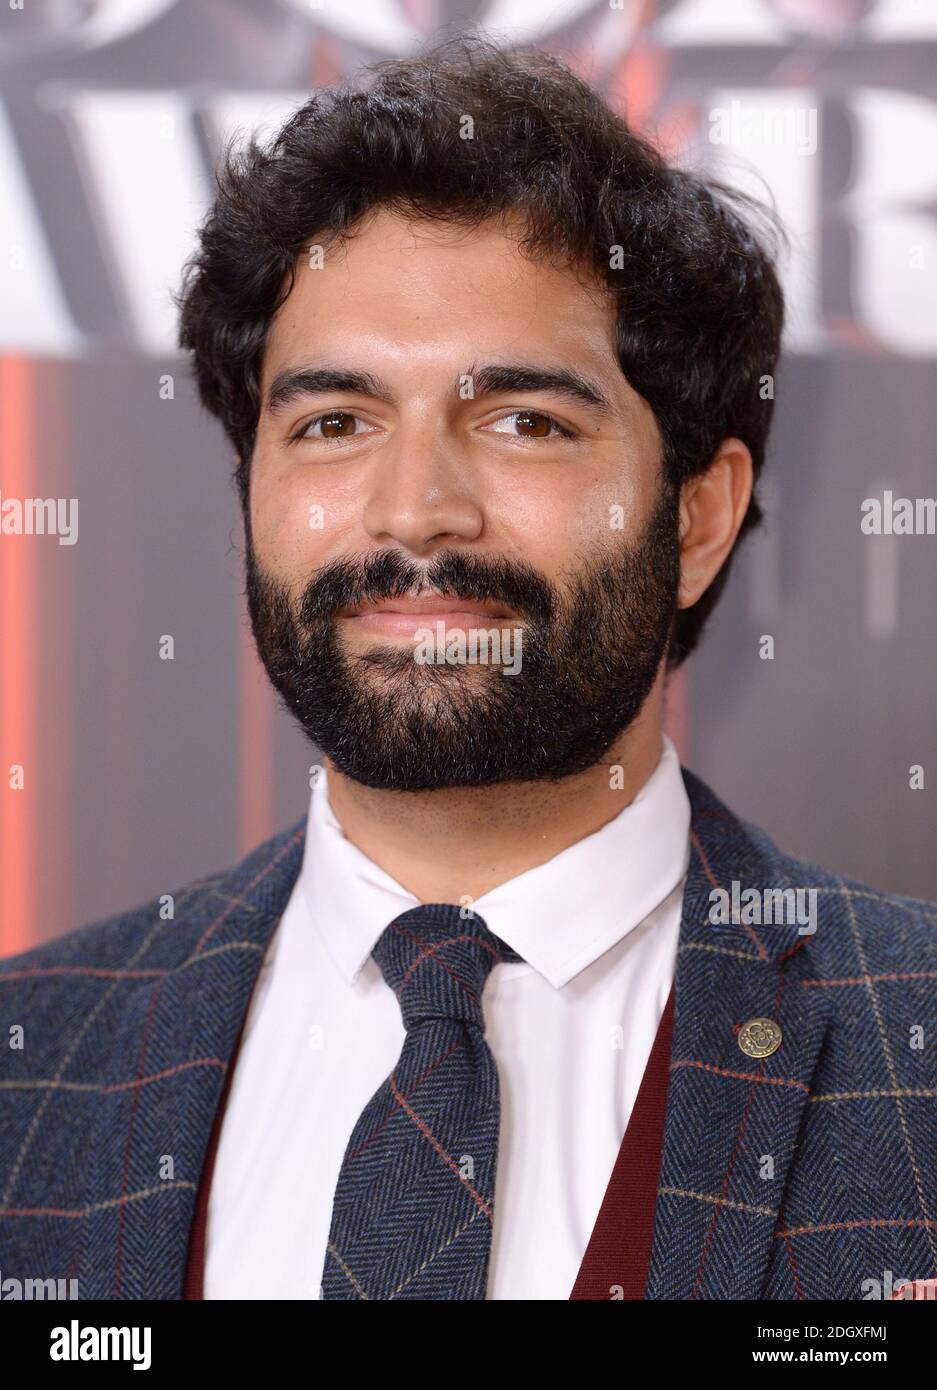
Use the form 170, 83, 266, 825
360, 423, 484, 556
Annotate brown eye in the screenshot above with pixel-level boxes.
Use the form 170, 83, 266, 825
318, 412, 358, 438
294, 411, 376, 445
515, 411, 552, 437
487, 410, 571, 440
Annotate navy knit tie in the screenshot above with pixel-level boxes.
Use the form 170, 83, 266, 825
321, 903, 522, 1300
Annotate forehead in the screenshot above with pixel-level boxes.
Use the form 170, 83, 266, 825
260, 207, 620, 390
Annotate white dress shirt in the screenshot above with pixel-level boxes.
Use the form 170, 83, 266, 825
204, 736, 691, 1300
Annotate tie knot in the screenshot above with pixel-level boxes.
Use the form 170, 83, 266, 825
372, 903, 522, 1030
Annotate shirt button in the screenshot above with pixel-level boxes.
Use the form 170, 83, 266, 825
738, 1017, 783, 1058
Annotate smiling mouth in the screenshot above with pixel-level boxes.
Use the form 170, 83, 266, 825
337, 593, 519, 637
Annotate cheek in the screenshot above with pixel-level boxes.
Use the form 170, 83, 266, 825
498, 468, 646, 562
249, 470, 298, 571
249, 454, 359, 577
249, 494, 321, 601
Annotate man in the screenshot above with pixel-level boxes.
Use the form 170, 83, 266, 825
1, 36, 935, 1303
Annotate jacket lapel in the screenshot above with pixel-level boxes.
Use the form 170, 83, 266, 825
645, 770, 835, 1299
77, 823, 306, 1299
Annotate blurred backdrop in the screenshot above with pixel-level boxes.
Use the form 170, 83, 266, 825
1, 0, 936, 951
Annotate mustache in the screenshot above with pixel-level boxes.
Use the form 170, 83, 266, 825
296, 549, 556, 628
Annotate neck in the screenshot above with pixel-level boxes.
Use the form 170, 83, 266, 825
323, 678, 667, 904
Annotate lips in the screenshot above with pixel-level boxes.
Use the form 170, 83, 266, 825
339, 594, 515, 618
337, 592, 518, 637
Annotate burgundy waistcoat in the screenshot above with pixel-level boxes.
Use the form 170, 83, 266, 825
184, 985, 674, 1301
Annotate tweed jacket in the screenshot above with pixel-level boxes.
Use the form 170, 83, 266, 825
1, 768, 935, 1301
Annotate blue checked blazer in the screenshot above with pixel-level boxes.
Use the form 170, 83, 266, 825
1, 767, 936, 1300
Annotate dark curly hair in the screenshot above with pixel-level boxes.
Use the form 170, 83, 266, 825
177, 34, 785, 667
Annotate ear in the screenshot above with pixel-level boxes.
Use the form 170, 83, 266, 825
676, 438, 753, 612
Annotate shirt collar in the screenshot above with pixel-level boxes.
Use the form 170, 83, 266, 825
301, 736, 690, 990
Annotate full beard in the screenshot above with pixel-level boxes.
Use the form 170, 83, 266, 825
245, 486, 681, 791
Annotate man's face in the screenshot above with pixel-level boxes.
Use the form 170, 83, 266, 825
246, 207, 680, 790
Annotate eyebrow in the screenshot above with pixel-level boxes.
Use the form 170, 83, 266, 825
263, 361, 616, 419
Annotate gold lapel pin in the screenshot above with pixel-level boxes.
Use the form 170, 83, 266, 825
738, 1017, 783, 1058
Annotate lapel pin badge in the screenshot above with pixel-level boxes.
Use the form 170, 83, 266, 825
738, 1017, 783, 1058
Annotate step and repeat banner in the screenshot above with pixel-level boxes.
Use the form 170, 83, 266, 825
1, 0, 935, 946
